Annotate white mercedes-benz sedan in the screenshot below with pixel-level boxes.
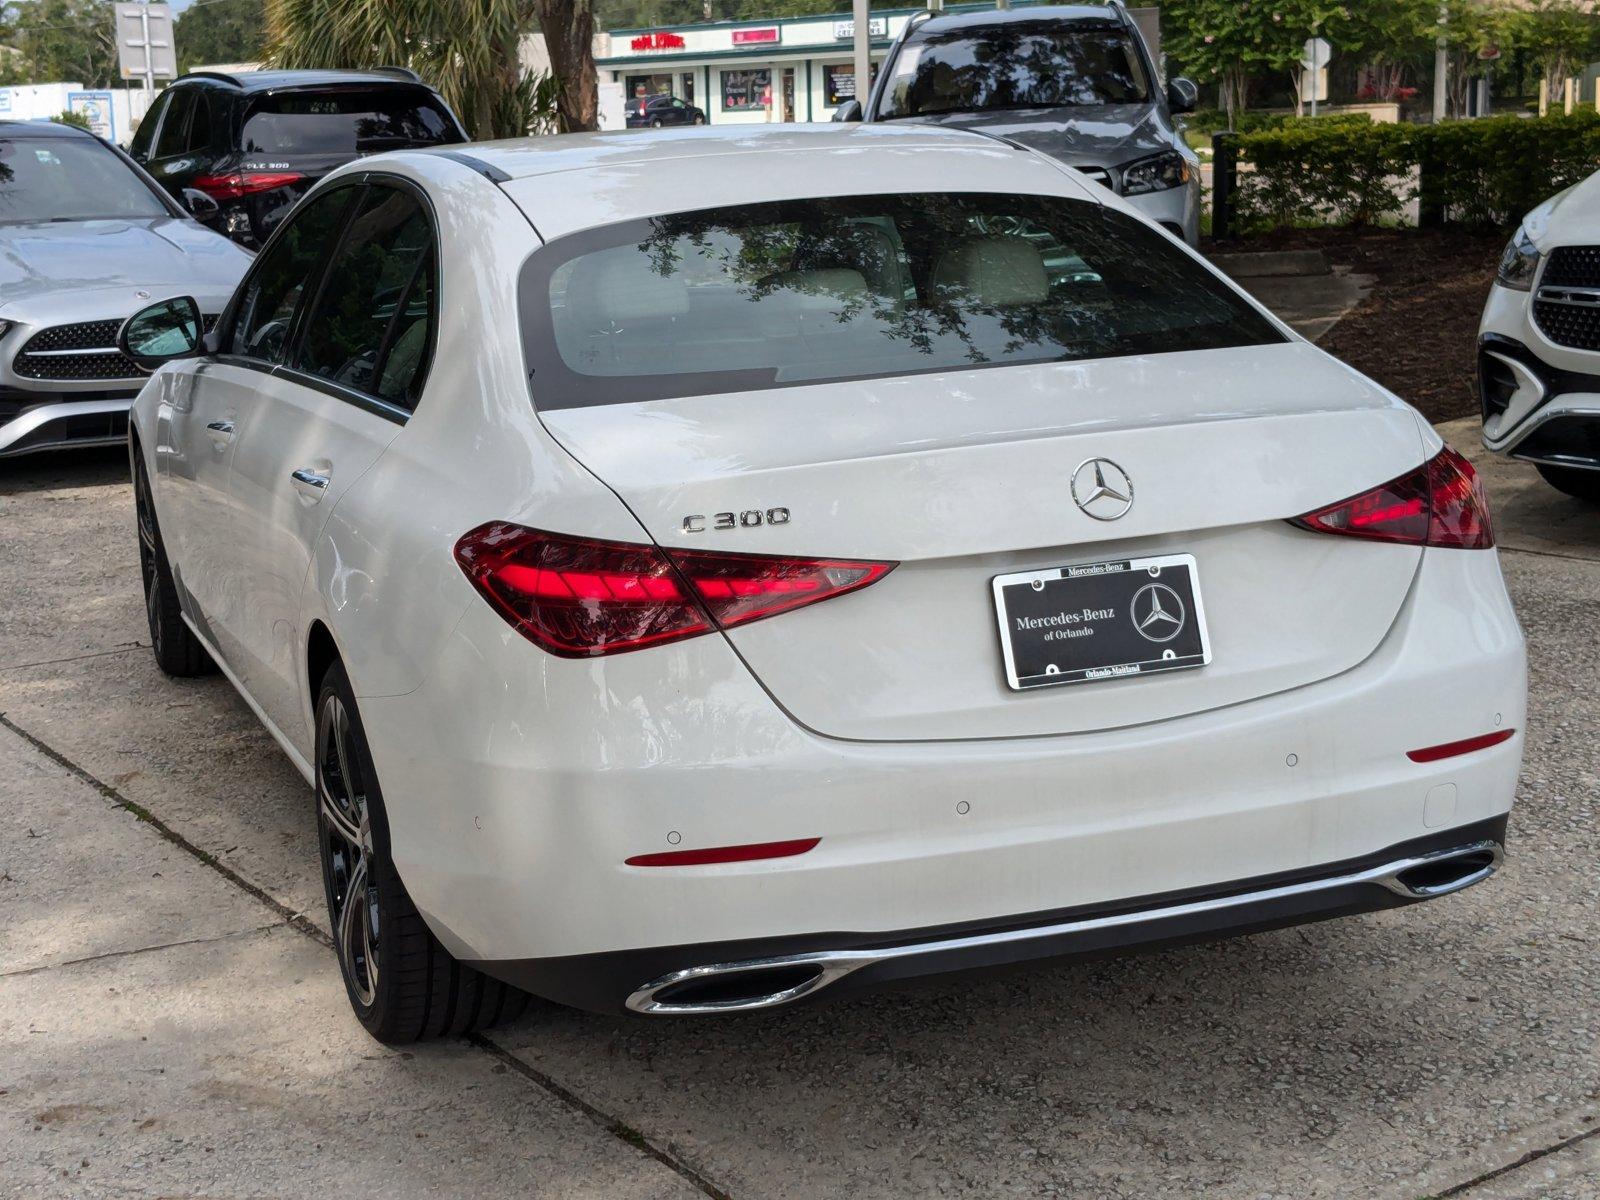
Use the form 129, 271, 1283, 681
122, 125, 1526, 1042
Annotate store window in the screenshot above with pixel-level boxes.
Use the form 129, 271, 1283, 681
824, 61, 878, 106
720, 68, 771, 113
626, 73, 675, 101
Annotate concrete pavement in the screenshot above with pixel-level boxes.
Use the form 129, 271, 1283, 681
2, 419, 1599, 1198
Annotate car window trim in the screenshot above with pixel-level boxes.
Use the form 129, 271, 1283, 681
153, 86, 196, 161
280, 170, 442, 419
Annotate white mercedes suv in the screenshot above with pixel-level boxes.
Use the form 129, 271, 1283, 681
1479, 169, 1600, 503
123, 125, 1525, 1041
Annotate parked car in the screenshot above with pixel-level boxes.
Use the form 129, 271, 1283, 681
626, 93, 707, 128
129, 68, 468, 250
0, 121, 249, 459
834, 4, 1201, 245
1479, 172, 1600, 503
124, 125, 1523, 1041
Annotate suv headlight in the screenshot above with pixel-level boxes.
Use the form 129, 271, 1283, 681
1120, 151, 1193, 197
1496, 226, 1542, 291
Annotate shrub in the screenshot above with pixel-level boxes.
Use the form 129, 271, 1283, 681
1232, 121, 1414, 231
50, 109, 92, 130
1223, 112, 1600, 234
1417, 112, 1600, 227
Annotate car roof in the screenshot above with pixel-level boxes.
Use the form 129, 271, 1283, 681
171, 68, 434, 93
0, 120, 97, 139
407, 124, 1105, 243
436, 123, 1011, 183
909, 4, 1126, 34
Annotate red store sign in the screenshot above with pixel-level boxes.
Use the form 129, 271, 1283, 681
731, 26, 780, 45
630, 31, 686, 50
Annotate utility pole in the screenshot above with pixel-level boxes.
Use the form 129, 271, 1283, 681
851, 0, 869, 114
1433, 1, 1448, 121
139, 1, 153, 103
1310, 21, 1320, 117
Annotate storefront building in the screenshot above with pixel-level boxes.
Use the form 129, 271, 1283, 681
600, 7, 926, 125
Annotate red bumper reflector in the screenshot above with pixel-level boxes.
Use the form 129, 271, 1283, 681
1406, 729, 1515, 763
626, 838, 821, 868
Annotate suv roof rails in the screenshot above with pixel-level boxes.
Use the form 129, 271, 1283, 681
181, 70, 245, 87
368, 66, 424, 84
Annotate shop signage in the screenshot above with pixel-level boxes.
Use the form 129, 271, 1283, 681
731, 26, 780, 45
630, 31, 686, 51
833, 17, 887, 39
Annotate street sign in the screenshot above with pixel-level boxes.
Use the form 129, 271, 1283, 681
1301, 36, 1331, 108
114, 3, 176, 85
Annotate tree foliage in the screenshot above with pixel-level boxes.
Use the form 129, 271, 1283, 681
265, 0, 566, 136
0, 0, 118, 88
1501, 0, 1600, 94
176, 0, 269, 72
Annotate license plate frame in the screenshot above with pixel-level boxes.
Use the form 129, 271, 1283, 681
992, 553, 1211, 691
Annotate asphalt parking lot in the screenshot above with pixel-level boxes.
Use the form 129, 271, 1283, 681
3, 418, 1599, 1199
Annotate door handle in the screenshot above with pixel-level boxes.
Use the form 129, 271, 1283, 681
206, 420, 234, 434
205, 419, 235, 449
291, 467, 330, 502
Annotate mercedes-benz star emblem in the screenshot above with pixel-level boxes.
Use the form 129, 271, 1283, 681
1070, 458, 1134, 521
1131, 583, 1186, 643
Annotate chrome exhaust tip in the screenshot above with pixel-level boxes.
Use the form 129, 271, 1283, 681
627, 956, 866, 1015
1377, 839, 1503, 899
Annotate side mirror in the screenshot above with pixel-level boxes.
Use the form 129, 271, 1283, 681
182, 187, 221, 223
1167, 77, 1198, 115
119, 296, 204, 370
831, 100, 864, 123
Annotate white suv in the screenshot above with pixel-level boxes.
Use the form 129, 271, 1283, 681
124, 126, 1522, 1040
1479, 169, 1600, 503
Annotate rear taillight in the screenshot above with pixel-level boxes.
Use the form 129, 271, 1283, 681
1289, 446, 1494, 549
191, 171, 306, 201
454, 523, 895, 657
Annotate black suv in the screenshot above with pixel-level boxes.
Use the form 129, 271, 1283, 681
626, 94, 707, 128
129, 68, 467, 249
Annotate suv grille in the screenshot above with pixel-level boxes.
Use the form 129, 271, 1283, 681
1532, 246, 1600, 351
13, 316, 217, 381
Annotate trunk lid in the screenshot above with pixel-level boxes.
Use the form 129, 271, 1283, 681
537, 342, 1428, 741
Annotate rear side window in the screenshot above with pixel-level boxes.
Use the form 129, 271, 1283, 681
292, 185, 435, 410
227, 186, 357, 363
241, 89, 462, 157
520, 192, 1283, 409
153, 88, 195, 158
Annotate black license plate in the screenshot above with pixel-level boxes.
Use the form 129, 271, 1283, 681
992, 554, 1211, 691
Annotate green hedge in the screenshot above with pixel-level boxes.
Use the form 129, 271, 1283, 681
1226, 112, 1600, 233
1186, 108, 1373, 136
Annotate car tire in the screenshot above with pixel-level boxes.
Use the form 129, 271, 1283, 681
651, 118, 663, 127
134, 451, 215, 678
1537, 463, 1600, 504
693, 116, 704, 125
314, 662, 530, 1042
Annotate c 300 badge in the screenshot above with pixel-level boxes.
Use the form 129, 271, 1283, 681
681, 508, 790, 534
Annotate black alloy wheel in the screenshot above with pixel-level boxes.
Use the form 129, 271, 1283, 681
134, 450, 214, 677
314, 663, 530, 1042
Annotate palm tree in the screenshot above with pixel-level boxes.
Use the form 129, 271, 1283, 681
265, 0, 595, 138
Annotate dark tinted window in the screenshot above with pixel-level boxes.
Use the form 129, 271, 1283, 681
187, 90, 212, 152
129, 91, 170, 160
154, 88, 195, 157
293, 186, 435, 409
879, 22, 1149, 117
523, 192, 1282, 409
0, 137, 167, 223
241, 89, 461, 157
227, 186, 357, 362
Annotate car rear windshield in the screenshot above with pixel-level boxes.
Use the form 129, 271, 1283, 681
0, 137, 168, 223
241, 89, 462, 157
878, 21, 1149, 117
519, 193, 1284, 409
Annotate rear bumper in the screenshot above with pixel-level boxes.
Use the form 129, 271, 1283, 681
476, 819, 1506, 1015
361, 537, 1525, 1012
0, 394, 135, 458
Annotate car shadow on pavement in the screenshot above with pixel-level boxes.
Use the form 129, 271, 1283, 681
0, 447, 128, 496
